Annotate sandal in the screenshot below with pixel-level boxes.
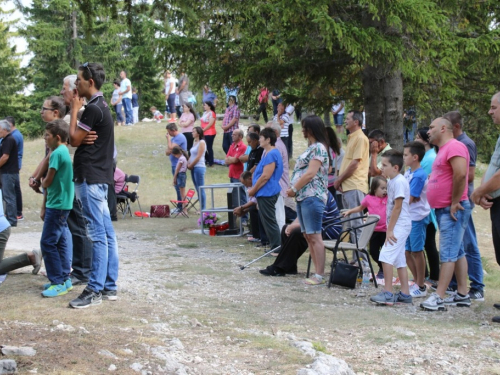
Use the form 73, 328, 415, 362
303, 275, 326, 285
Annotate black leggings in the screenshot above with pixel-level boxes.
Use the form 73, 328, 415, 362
424, 222, 440, 281
369, 231, 385, 272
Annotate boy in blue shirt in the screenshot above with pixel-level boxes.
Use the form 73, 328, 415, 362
40, 119, 74, 298
403, 142, 431, 298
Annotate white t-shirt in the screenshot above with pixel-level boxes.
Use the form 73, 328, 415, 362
273, 113, 291, 137
165, 77, 176, 95
387, 174, 411, 228
120, 78, 132, 99
285, 104, 294, 115
332, 102, 345, 115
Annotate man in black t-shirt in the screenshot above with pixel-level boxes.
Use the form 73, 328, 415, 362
0, 120, 19, 227
68, 63, 119, 309
245, 132, 263, 173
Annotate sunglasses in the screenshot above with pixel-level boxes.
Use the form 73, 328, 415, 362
82, 62, 93, 78
41, 107, 55, 112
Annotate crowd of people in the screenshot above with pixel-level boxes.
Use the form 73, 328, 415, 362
1, 65, 500, 325
164, 82, 500, 323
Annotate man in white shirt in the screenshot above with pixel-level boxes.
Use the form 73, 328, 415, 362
119, 70, 133, 126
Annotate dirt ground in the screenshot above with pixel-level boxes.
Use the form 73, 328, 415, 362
1, 205, 500, 375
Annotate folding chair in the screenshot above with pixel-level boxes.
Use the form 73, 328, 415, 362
170, 188, 198, 218
306, 214, 380, 288
116, 175, 143, 219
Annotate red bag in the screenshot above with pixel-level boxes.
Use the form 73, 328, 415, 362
150, 205, 170, 218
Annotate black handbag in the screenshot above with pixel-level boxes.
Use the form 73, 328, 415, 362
330, 259, 359, 289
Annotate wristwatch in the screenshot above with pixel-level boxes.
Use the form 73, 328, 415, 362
291, 186, 297, 193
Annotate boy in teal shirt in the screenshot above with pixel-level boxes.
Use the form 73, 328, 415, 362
40, 119, 74, 298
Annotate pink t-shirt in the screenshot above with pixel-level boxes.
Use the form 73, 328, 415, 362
361, 194, 387, 232
427, 139, 469, 209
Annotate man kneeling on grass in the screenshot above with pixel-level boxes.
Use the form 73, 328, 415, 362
370, 150, 413, 305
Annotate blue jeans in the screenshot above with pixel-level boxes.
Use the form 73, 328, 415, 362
191, 167, 206, 210
114, 103, 124, 123
1, 173, 19, 227
435, 200, 471, 263
75, 182, 119, 292
41, 208, 72, 285
222, 132, 233, 155
122, 98, 133, 125
296, 197, 325, 234
449, 212, 485, 291
171, 165, 182, 209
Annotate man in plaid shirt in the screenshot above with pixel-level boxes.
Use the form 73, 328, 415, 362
221, 95, 240, 154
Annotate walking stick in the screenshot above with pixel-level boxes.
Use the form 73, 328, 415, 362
239, 246, 281, 270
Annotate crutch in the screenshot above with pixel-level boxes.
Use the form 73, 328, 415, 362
239, 246, 281, 270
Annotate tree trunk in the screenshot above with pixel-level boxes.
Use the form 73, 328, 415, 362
362, 10, 404, 150
323, 109, 332, 127
71, 9, 78, 68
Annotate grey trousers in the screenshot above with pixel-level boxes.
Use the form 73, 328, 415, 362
342, 189, 367, 261
257, 194, 281, 250
0, 227, 30, 274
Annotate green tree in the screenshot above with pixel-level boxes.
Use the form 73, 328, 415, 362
15, 0, 128, 136
0, 1, 24, 121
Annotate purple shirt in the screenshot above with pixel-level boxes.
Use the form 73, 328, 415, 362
263, 138, 289, 197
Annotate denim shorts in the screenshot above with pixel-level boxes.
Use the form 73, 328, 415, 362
435, 200, 471, 263
176, 172, 186, 188
405, 216, 430, 252
296, 196, 325, 234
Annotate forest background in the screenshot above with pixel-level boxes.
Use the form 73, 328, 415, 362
1, 0, 500, 156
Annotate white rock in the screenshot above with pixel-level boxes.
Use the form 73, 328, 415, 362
297, 353, 355, 375
99, 350, 118, 359
169, 338, 184, 350
194, 356, 203, 363
140, 319, 148, 324
293, 341, 316, 358
1, 346, 36, 356
130, 363, 143, 372
0, 359, 17, 375
55, 324, 75, 332
108, 364, 117, 372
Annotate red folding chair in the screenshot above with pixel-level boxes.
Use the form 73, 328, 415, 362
170, 189, 199, 218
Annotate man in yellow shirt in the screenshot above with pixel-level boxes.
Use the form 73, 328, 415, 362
334, 110, 369, 245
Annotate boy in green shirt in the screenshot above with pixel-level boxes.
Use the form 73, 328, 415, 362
40, 119, 75, 298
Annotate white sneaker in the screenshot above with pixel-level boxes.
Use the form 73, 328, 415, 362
410, 285, 427, 298
420, 292, 446, 311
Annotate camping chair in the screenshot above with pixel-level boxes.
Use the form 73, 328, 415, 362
306, 214, 380, 288
116, 175, 143, 219
169, 188, 199, 218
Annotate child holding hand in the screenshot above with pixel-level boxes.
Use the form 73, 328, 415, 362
343, 176, 387, 281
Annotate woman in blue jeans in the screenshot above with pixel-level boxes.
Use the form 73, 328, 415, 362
188, 127, 206, 210
286, 116, 330, 285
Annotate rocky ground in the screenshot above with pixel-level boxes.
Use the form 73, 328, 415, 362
1, 216, 500, 374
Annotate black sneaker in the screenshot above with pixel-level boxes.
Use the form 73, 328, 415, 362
259, 266, 285, 277
69, 287, 102, 309
468, 289, 484, 302
102, 289, 118, 301
70, 275, 88, 286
